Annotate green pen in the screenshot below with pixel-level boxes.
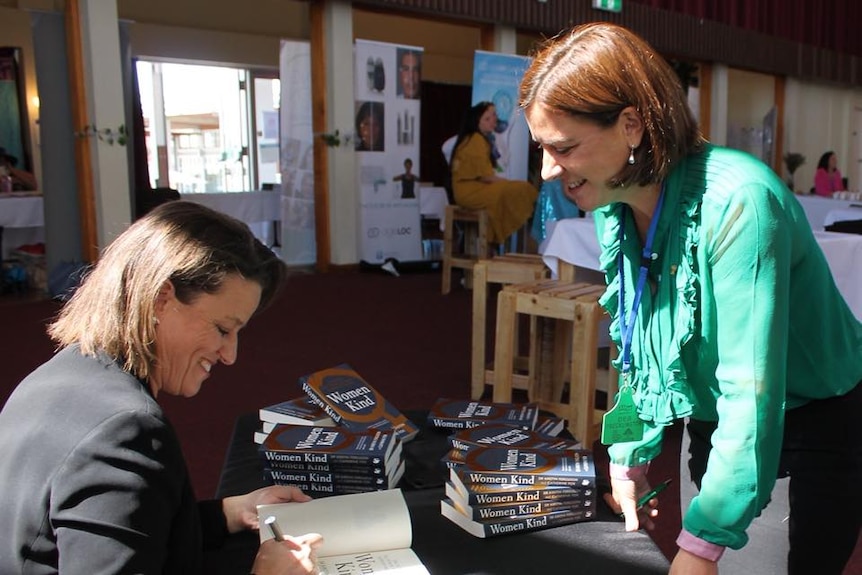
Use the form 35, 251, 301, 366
618, 478, 673, 518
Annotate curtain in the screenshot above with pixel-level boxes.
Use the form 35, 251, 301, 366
630, 1, 862, 58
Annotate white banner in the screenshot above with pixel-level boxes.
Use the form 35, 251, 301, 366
279, 40, 316, 265
355, 39, 423, 263
471, 50, 532, 182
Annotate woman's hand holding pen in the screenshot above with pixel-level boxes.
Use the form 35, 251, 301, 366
253, 532, 324, 575
604, 477, 669, 532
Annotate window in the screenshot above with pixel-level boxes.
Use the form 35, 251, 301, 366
136, 60, 280, 194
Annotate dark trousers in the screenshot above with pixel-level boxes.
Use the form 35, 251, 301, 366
687, 383, 862, 574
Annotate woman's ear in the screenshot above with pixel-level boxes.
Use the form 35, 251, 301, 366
153, 280, 175, 317
619, 106, 645, 148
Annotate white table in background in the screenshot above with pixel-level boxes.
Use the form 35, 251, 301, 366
180, 191, 281, 246
823, 207, 862, 227
795, 194, 862, 230
0, 194, 45, 259
541, 217, 862, 320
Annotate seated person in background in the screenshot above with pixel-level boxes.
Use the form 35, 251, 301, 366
0, 201, 322, 575
0, 146, 38, 191
449, 101, 538, 246
814, 150, 846, 196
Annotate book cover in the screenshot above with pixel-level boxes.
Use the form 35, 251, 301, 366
450, 467, 594, 506
261, 424, 401, 469
448, 423, 582, 452
257, 489, 430, 574
259, 396, 335, 426
440, 497, 594, 538
456, 447, 596, 488
444, 482, 593, 521
426, 398, 539, 430
300, 364, 419, 442
534, 415, 566, 437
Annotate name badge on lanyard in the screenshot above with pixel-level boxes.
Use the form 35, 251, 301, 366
601, 186, 665, 445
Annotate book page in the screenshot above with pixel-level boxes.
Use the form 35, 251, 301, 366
317, 548, 430, 575
257, 488, 413, 558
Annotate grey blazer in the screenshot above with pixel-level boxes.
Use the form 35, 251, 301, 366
0, 345, 226, 574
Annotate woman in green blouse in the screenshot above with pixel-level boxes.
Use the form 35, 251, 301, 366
520, 23, 861, 575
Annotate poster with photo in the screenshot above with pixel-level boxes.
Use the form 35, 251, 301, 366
354, 39, 423, 264
471, 50, 532, 182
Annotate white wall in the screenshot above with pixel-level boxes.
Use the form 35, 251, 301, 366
784, 79, 862, 192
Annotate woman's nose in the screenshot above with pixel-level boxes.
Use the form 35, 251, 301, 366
541, 151, 563, 181
219, 335, 239, 366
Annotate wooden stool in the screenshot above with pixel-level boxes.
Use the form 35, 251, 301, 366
471, 254, 549, 399
493, 280, 619, 447
441, 205, 489, 295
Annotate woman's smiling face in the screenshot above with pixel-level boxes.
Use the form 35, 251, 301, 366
150, 274, 261, 398
526, 102, 639, 212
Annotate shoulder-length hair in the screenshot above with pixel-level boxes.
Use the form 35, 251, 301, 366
48, 200, 287, 380
519, 22, 705, 187
451, 101, 496, 168
817, 151, 834, 171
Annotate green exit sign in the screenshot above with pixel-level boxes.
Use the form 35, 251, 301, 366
593, 0, 622, 12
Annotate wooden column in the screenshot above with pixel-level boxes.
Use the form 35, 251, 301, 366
310, 1, 331, 272
64, 0, 99, 263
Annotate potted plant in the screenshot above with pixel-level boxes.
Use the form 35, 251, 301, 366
783, 152, 805, 193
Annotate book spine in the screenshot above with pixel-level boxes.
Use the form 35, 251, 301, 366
301, 379, 345, 425
260, 456, 388, 476
459, 485, 594, 505
476, 507, 595, 536
274, 481, 379, 497
466, 498, 591, 521
266, 468, 391, 488
260, 449, 387, 469
460, 470, 596, 489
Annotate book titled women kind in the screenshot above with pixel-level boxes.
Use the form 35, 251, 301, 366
300, 364, 419, 442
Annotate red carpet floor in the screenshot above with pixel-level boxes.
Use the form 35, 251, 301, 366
1, 271, 860, 572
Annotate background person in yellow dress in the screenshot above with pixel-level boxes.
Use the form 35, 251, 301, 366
449, 101, 537, 246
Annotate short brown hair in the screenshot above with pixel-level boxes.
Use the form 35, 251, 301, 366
519, 22, 705, 187
48, 201, 287, 380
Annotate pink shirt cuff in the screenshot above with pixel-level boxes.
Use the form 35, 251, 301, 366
676, 529, 725, 562
608, 462, 649, 481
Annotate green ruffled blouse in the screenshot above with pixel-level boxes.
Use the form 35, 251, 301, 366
596, 144, 862, 549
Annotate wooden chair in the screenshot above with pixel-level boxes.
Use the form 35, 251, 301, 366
492, 280, 618, 448
471, 254, 549, 399
441, 204, 489, 294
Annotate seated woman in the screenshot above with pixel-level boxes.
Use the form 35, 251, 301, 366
813, 150, 846, 196
0, 201, 322, 575
449, 102, 537, 246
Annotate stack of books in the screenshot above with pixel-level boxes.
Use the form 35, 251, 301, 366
440, 446, 596, 537
261, 424, 405, 497
255, 396, 334, 444
441, 423, 582, 470
426, 398, 541, 431
256, 364, 419, 496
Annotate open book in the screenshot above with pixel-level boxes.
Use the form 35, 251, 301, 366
257, 489, 430, 575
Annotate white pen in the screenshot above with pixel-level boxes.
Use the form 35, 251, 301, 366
264, 515, 286, 541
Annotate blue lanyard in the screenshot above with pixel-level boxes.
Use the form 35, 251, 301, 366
618, 185, 666, 377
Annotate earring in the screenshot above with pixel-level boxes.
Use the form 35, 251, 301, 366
628, 145, 636, 165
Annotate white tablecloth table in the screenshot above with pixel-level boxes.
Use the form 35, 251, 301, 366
180, 191, 281, 246
823, 207, 862, 227
418, 186, 449, 231
0, 194, 45, 259
795, 194, 862, 230
541, 217, 862, 320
